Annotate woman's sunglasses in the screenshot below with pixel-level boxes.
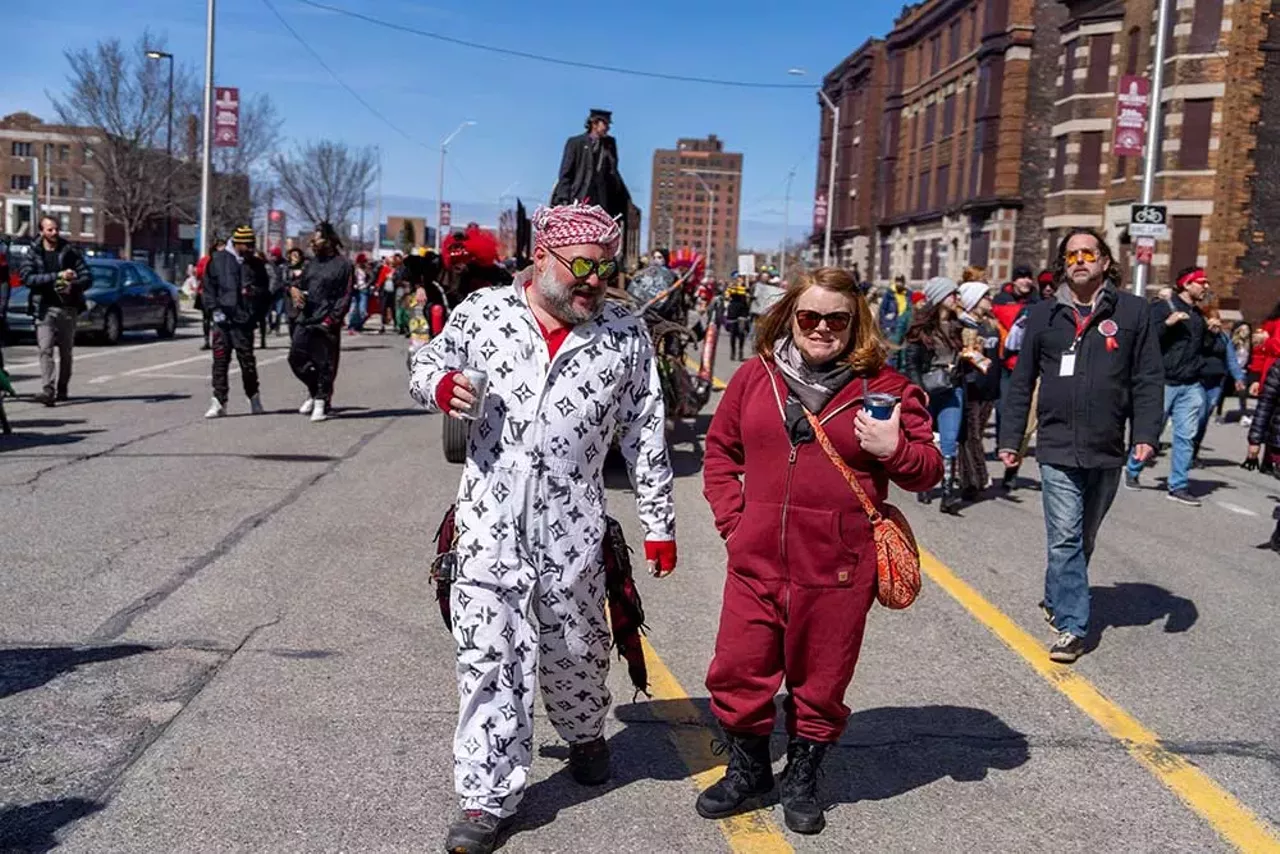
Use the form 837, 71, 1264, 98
547, 248, 618, 281
794, 310, 853, 333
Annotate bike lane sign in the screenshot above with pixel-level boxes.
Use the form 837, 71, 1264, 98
1130, 204, 1169, 239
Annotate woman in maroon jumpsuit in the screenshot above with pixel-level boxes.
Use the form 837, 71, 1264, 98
697, 267, 942, 834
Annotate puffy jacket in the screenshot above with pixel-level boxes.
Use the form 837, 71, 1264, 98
18, 238, 91, 318
703, 357, 942, 588
999, 283, 1164, 469
204, 249, 253, 321
1248, 360, 1280, 451
1150, 294, 1206, 385
299, 253, 352, 327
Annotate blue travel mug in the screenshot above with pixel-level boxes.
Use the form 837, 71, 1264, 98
864, 392, 898, 420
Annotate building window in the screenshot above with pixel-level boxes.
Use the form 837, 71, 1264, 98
1086, 34, 1113, 93
930, 35, 941, 75
1164, 2, 1179, 57
10, 174, 32, 191
1116, 155, 1128, 181
1190, 0, 1223, 54
60, 144, 71, 163
942, 94, 956, 137
935, 164, 951, 206
1052, 136, 1068, 191
82, 211, 95, 234
949, 19, 962, 63
929, 239, 942, 277
58, 179, 70, 198
1126, 26, 1142, 76
1078, 132, 1103, 188
1062, 39, 1078, 97
924, 103, 936, 144
57, 212, 71, 233
918, 169, 931, 211
912, 240, 926, 279
11, 142, 32, 157
43, 143, 54, 162
879, 240, 891, 279
968, 5, 979, 51
1180, 99, 1214, 169
1170, 215, 1202, 274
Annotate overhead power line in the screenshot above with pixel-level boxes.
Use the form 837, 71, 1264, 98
296, 0, 814, 90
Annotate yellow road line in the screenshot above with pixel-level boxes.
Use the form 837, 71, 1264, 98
921, 550, 1280, 853
640, 635, 793, 853
682, 357, 728, 391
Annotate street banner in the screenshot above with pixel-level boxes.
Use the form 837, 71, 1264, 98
214, 87, 239, 148
440, 202, 452, 229
266, 209, 286, 252
1113, 75, 1150, 158
813, 193, 828, 233
1135, 237, 1155, 264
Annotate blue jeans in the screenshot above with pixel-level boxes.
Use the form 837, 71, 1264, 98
928, 385, 965, 458
1127, 382, 1204, 492
1194, 381, 1223, 454
347, 290, 369, 330
1039, 464, 1122, 637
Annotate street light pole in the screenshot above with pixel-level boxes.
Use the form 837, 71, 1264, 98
146, 49, 174, 275
818, 89, 840, 268
436, 121, 476, 252
198, 0, 215, 260
683, 170, 715, 279
1134, 0, 1173, 297
781, 167, 795, 281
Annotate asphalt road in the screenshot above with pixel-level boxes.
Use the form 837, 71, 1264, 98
1, 314, 1277, 853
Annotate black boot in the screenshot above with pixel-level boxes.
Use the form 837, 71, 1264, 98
443, 809, 513, 854
695, 732, 774, 820
940, 457, 962, 514
568, 736, 610, 785
1000, 465, 1020, 491
779, 737, 828, 834
1269, 520, 1280, 553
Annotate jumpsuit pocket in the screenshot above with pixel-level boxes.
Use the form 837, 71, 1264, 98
785, 505, 859, 588
725, 501, 784, 580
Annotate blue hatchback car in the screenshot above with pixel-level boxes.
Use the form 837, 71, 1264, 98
6, 257, 180, 345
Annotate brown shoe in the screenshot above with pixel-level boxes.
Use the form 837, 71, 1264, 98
568, 737, 611, 785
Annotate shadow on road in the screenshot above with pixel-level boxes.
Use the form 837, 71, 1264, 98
0, 644, 155, 699
331, 407, 424, 420
54, 393, 192, 406
1087, 582, 1198, 652
0, 797, 102, 853
0, 428, 107, 452
5, 418, 88, 430
513, 698, 1027, 841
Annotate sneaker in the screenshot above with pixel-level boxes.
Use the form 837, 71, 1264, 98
443, 809, 513, 854
1241, 415, 1252, 428
310, 399, 328, 423
298, 397, 314, 415
249, 394, 265, 415
204, 398, 226, 419
1049, 631, 1084, 663
568, 737, 611, 786
1167, 488, 1201, 507
55, 388, 68, 402
0, 369, 14, 396
1038, 600, 1056, 631
1123, 472, 1141, 491
34, 391, 56, 408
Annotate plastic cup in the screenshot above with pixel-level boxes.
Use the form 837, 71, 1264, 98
864, 392, 898, 421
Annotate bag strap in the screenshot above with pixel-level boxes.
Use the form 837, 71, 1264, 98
803, 410, 883, 524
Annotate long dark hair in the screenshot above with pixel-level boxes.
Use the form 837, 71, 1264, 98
1051, 226, 1121, 291
315, 220, 343, 250
905, 301, 962, 350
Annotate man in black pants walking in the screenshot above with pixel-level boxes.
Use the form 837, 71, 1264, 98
290, 222, 351, 423
204, 226, 267, 418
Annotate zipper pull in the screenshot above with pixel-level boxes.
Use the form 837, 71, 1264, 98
789, 445, 798, 464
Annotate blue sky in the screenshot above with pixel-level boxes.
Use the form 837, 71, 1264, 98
3, 0, 900, 250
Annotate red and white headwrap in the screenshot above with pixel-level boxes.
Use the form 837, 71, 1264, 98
1176, 267, 1207, 289
533, 203, 622, 257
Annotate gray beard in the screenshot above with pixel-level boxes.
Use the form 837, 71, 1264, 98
535, 267, 602, 325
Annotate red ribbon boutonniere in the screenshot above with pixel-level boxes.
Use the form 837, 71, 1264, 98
1099, 319, 1119, 352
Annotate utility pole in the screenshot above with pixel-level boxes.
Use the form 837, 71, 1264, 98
1134, 0, 1172, 296
30, 157, 40, 236
818, 89, 840, 268
198, 0, 216, 259
683, 170, 715, 279
374, 146, 382, 254
781, 167, 795, 281
436, 121, 476, 252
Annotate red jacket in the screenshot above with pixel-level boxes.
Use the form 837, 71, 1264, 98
1248, 318, 1280, 379
703, 358, 941, 587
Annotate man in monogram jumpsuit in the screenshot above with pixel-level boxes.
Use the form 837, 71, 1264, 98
410, 203, 677, 854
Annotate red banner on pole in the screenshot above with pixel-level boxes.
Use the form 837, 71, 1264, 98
266, 209, 286, 251
440, 202, 452, 229
214, 87, 240, 148
813, 193, 828, 233
1113, 75, 1150, 158
1135, 237, 1155, 264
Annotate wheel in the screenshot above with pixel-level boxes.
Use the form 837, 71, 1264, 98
103, 309, 122, 346
156, 303, 177, 338
442, 414, 468, 464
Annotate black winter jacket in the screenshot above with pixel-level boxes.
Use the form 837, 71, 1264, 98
1248, 360, 1280, 450
299, 254, 352, 327
998, 283, 1164, 469
1150, 294, 1206, 385
205, 249, 254, 323
19, 238, 91, 318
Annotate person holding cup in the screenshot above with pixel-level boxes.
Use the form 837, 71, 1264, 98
698, 267, 941, 835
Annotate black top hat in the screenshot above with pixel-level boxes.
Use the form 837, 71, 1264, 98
587, 108, 612, 124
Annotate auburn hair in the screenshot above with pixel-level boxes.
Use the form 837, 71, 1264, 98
961, 265, 987, 284
755, 267, 887, 373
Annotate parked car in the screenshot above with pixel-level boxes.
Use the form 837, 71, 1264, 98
5, 257, 179, 344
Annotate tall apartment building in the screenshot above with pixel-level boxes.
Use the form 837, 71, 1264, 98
648, 135, 742, 279
815, 38, 888, 277
0, 112, 104, 243
1047, 0, 1273, 310
868, 0, 1066, 287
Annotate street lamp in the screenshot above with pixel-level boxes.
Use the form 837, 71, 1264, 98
146, 48, 174, 276
782, 167, 796, 281
791, 68, 839, 268
681, 169, 714, 279
436, 120, 476, 251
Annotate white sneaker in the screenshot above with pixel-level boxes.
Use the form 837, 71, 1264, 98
1241, 415, 1252, 427
204, 398, 226, 419
249, 394, 265, 415
310, 399, 328, 423
298, 397, 315, 415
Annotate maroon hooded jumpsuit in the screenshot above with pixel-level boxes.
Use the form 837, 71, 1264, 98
702, 357, 942, 742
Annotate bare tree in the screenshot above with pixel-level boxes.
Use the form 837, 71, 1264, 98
270, 141, 376, 230
50, 31, 198, 256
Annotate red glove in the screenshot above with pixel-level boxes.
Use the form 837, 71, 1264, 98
644, 540, 677, 578
435, 370, 462, 412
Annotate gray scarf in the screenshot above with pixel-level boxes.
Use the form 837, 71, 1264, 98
773, 336, 856, 414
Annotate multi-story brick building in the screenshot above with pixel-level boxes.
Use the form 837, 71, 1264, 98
815, 39, 888, 277
866, 0, 1067, 288
648, 135, 742, 279
0, 111, 104, 243
1047, 0, 1272, 309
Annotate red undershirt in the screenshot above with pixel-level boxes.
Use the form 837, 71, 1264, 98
526, 280, 570, 359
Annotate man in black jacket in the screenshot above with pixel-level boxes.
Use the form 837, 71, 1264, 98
999, 228, 1163, 663
19, 216, 92, 406
551, 109, 630, 252
204, 226, 267, 418
1123, 266, 1209, 504
289, 221, 351, 423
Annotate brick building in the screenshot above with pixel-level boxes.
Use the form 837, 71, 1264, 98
865, 0, 1067, 288
0, 112, 104, 243
815, 38, 887, 277
648, 135, 742, 279
1047, 0, 1272, 309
